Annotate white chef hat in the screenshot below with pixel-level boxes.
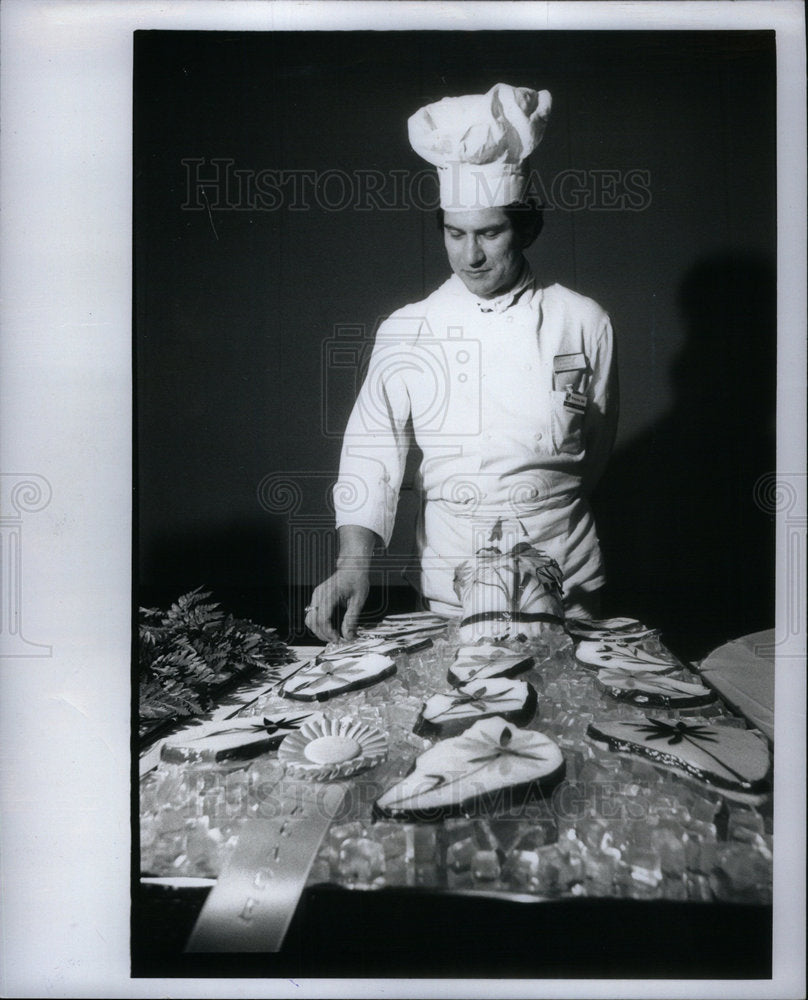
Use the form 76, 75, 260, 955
408, 82, 552, 211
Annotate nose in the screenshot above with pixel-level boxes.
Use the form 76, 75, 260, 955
463, 236, 486, 268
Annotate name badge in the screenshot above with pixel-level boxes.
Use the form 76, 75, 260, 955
553, 353, 587, 374
564, 389, 588, 413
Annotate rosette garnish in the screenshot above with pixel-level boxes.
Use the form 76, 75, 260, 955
277, 715, 388, 781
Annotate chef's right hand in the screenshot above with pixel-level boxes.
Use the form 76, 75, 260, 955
304, 567, 370, 643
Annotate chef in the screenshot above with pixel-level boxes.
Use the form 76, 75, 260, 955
306, 83, 618, 642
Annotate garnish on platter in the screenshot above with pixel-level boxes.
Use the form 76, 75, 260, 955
453, 537, 565, 642
357, 612, 447, 641
282, 651, 396, 701
575, 638, 680, 673
414, 678, 538, 737
160, 711, 321, 764
565, 616, 657, 642
447, 646, 535, 686
586, 717, 771, 798
374, 716, 564, 821
318, 633, 432, 661
595, 667, 716, 708
278, 715, 388, 780
316, 637, 401, 660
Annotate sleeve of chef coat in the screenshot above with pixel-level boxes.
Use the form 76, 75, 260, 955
581, 309, 619, 494
333, 312, 419, 547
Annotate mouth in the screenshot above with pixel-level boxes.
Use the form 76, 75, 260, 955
464, 269, 491, 276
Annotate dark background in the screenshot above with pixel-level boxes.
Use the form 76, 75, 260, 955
135, 30, 776, 659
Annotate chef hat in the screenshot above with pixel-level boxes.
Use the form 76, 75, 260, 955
408, 83, 552, 211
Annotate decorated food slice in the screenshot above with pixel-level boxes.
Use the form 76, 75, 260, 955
379, 612, 447, 624
586, 718, 771, 797
565, 616, 657, 641
160, 710, 321, 764
357, 619, 447, 640
447, 648, 535, 686
282, 652, 396, 701
414, 678, 537, 737
575, 638, 680, 673
375, 716, 565, 820
596, 667, 716, 708
317, 637, 402, 661
453, 543, 564, 641
278, 715, 388, 780
318, 628, 438, 660
455, 642, 516, 658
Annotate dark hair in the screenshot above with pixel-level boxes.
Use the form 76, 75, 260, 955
436, 199, 544, 248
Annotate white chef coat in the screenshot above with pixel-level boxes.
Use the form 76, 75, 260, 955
333, 266, 619, 616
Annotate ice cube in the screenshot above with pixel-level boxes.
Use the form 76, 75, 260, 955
575, 817, 610, 853
338, 837, 386, 885
471, 849, 501, 882
688, 793, 721, 823
447, 837, 475, 872
156, 807, 186, 834
486, 818, 524, 853
513, 818, 558, 851
470, 818, 500, 853
650, 823, 686, 874
629, 849, 662, 887
329, 820, 366, 851
727, 808, 766, 843
443, 816, 475, 844
383, 855, 411, 886
447, 868, 474, 891
557, 852, 585, 890
371, 822, 409, 861
710, 843, 772, 903
582, 852, 615, 895
307, 855, 331, 885
506, 849, 540, 891
415, 862, 441, 888
684, 871, 714, 901
413, 825, 437, 863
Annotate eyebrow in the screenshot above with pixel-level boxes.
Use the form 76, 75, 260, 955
443, 221, 509, 235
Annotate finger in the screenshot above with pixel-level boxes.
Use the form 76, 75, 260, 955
305, 607, 339, 644
341, 593, 364, 640
305, 591, 340, 644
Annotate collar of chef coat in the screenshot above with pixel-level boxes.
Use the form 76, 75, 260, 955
446, 260, 535, 314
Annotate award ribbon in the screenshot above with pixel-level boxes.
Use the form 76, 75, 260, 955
185, 783, 346, 953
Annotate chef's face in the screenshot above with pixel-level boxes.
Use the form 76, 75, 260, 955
442, 207, 525, 299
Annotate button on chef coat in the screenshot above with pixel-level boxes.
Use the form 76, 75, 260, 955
334, 269, 619, 614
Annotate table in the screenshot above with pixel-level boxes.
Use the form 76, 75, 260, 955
135, 625, 773, 977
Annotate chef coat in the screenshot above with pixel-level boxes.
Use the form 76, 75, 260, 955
333, 267, 619, 615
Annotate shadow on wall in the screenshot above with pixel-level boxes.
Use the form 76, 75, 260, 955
593, 252, 777, 660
